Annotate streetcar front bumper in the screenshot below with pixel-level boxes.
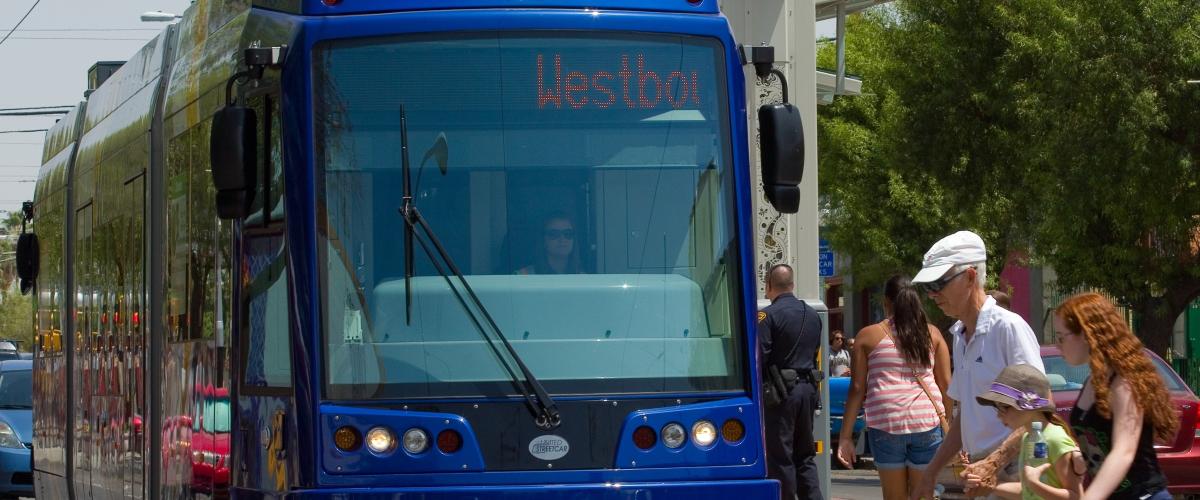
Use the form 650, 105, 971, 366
250, 479, 779, 499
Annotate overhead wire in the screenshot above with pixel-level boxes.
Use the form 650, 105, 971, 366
13, 28, 159, 32
0, 0, 43, 50
9, 36, 155, 41
0, 106, 73, 112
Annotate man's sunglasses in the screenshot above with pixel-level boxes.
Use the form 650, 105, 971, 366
921, 269, 968, 293
545, 229, 575, 240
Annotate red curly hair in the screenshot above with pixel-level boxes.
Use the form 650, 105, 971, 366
1057, 293, 1178, 442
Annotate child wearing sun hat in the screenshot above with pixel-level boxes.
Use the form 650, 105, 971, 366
966, 364, 1085, 500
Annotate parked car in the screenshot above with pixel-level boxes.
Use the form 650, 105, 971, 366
0, 359, 33, 498
828, 375, 866, 465
1041, 346, 1199, 496
0, 342, 19, 362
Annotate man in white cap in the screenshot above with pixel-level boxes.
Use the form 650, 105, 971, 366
909, 231, 1044, 500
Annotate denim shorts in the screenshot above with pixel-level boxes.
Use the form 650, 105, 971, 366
866, 426, 943, 470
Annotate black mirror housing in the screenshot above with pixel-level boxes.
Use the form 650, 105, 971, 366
758, 103, 804, 213
210, 105, 258, 219
16, 232, 38, 295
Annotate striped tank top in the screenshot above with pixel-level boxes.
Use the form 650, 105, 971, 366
863, 331, 943, 434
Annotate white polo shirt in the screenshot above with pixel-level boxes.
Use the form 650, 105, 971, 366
946, 296, 1045, 456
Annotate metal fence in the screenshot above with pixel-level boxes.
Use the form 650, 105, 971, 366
1044, 287, 1199, 394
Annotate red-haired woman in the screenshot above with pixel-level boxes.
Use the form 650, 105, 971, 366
1054, 292, 1179, 500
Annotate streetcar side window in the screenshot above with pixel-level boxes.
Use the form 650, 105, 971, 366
242, 233, 291, 389
242, 93, 291, 390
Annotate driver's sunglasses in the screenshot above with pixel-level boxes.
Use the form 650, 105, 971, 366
921, 269, 968, 293
544, 228, 575, 240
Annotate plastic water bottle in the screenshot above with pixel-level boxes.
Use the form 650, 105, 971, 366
932, 483, 945, 500
1028, 421, 1049, 467
1025, 420, 1049, 492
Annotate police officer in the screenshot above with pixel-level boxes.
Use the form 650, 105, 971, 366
758, 264, 822, 500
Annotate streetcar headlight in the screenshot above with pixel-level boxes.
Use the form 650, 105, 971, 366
365, 427, 396, 454
661, 422, 686, 449
402, 428, 429, 454
691, 420, 717, 448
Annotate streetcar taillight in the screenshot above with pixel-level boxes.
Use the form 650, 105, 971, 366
632, 426, 656, 450
436, 429, 462, 454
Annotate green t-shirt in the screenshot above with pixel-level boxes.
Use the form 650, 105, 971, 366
1019, 422, 1078, 500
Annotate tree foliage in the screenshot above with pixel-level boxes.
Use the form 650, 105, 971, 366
819, 0, 1200, 352
0, 292, 32, 351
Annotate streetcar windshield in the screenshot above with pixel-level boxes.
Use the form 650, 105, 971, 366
315, 33, 744, 399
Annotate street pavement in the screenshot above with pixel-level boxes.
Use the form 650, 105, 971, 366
831, 467, 883, 500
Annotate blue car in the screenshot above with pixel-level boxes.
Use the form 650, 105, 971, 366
829, 376, 866, 463
0, 360, 32, 498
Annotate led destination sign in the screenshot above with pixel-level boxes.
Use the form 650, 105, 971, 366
536, 53, 702, 110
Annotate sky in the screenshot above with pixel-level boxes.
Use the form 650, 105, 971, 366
0, 0, 193, 216
0, 2, 837, 219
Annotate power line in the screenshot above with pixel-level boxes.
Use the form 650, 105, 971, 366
0, 106, 73, 112
0, 0, 43, 50
9, 36, 153, 41
0, 130, 47, 134
13, 28, 159, 32
0, 109, 68, 116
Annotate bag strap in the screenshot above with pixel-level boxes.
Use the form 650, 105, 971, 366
882, 322, 971, 466
880, 323, 949, 431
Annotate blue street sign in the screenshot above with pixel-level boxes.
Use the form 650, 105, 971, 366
818, 251, 835, 277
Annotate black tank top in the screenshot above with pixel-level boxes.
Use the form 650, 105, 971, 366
1069, 378, 1168, 500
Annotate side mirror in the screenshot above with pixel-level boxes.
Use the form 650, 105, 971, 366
210, 105, 258, 219
758, 103, 804, 213
16, 232, 38, 295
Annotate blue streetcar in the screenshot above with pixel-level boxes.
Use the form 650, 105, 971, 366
23, 0, 805, 497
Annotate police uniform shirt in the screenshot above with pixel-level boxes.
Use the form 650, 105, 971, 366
757, 293, 821, 375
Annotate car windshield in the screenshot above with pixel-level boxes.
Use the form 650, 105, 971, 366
314, 32, 743, 399
0, 369, 32, 408
1042, 354, 1186, 392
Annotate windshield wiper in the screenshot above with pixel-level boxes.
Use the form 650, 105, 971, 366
397, 106, 561, 431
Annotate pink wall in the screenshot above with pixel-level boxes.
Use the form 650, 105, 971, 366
998, 252, 1032, 324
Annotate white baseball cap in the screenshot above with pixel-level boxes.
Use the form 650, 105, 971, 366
912, 230, 987, 284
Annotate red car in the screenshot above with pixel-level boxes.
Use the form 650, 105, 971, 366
1041, 346, 1200, 496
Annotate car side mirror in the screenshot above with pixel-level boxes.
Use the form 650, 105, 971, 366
210, 105, 258, 219
758, 103, 804, 214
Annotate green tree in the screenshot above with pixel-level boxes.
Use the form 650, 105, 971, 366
0, 292, 32, 351
819, 0, 1200, 354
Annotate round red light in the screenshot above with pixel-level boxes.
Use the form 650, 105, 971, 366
632, 425, 657, 450
437, 429, 462, 454
321, 0, 341, 5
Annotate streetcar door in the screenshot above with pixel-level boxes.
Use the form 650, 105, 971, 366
234, 91, 296, 493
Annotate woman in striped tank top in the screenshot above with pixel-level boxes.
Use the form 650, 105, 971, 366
836, 275, 952, 500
